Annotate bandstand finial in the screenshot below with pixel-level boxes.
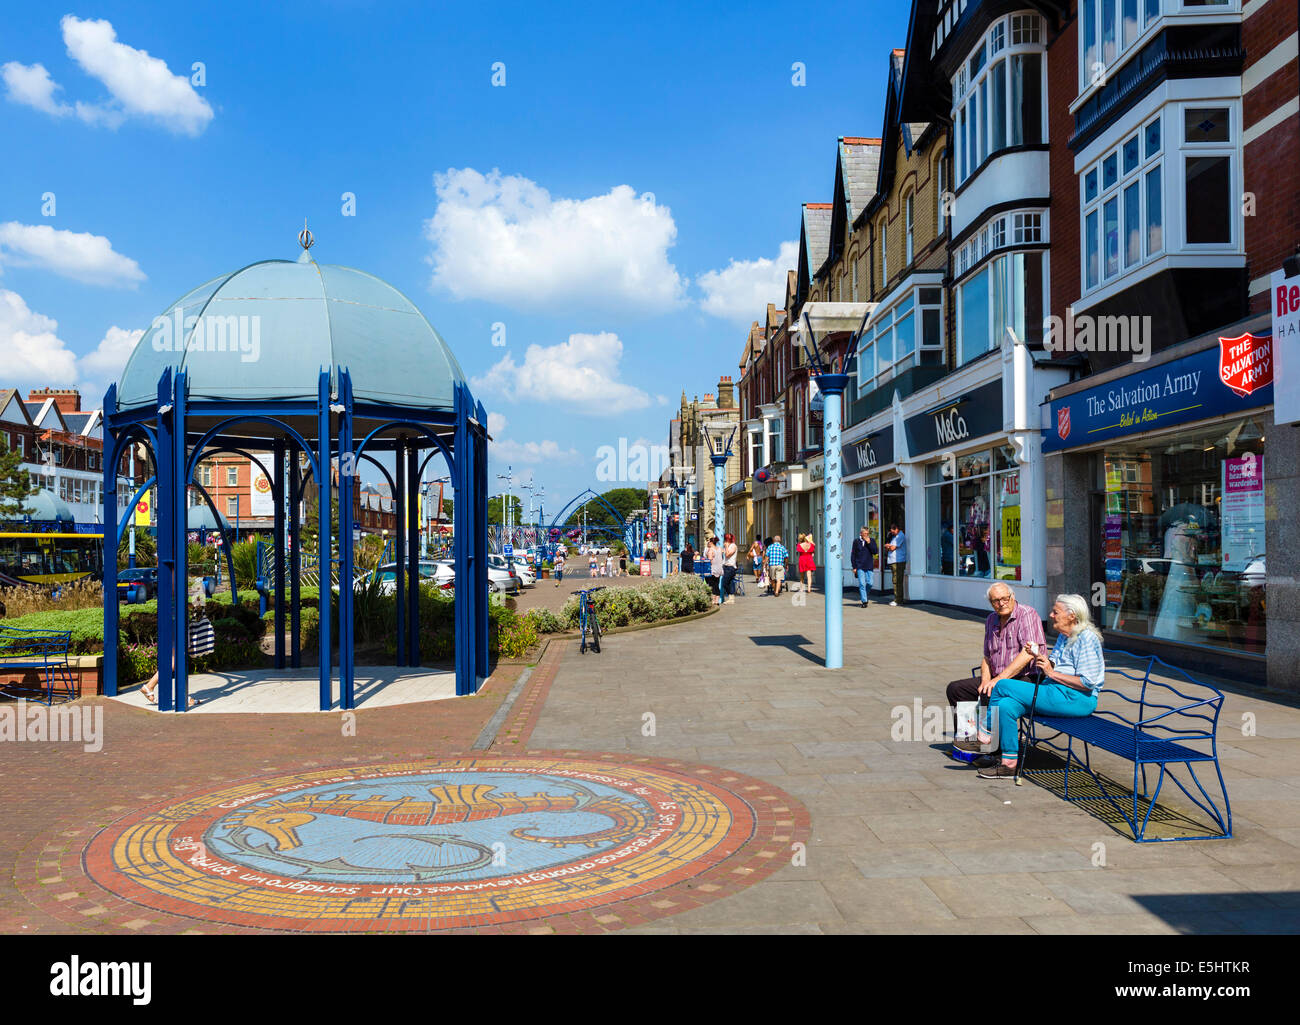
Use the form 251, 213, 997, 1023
299, 218, 315, 251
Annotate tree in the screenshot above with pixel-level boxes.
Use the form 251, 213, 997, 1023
487, 494, 523, 525
0, 437, 35, 519
565, 487, 644, 528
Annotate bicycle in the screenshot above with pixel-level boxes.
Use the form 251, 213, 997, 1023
575, 586, 604, 654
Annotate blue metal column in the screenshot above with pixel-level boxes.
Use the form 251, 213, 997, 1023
338, 370, 355, 708
272, 438, 286, 670
172, 371, 190, 711
289, 464, 301, 669
407, 440, 420, 667
474, 402, 490, 684
394, 436, 407, 667
154, 370, 174, 712
452, 385, 471, 695
660, 496, 668, 578
818, 373, 849, 669
316, 370, 333, 710
102, 386, 120, 697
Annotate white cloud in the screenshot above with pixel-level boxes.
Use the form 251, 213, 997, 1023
0, 289, 79, 389
425, 168, 684, 311
1, 62, 71, 116
487, 411, 507, 436
491, 438, 581, 465
0, 222, 145, 286
2, 18, 212, 135
472, 331, 652, 412
0, 290, 144, 401
77, 325, 144, 397
696, 240, 798, 322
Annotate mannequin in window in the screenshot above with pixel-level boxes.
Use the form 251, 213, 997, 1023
1153, 515, 1201, 643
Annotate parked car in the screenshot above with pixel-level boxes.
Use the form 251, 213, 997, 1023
431, 559, 520, 595
490, 554, 533, 586
364, 561, 455, 595
117, 566, 159, 601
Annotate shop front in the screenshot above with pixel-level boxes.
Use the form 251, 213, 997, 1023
1043, 325, 1275, 676
842, 421, 897, 596
902, 376, 1050, 614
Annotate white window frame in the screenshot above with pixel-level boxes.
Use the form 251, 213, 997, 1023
854, 286, 945, 399
952, 12, 1045, 188
1078, 99, 1239, 297
879, 217, 888, 284
905, 193, 915, 264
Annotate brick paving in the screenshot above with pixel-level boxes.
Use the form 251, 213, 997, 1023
3, 585, 1299, 934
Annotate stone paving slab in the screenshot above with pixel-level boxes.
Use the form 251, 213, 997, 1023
526, 589, 1300, 933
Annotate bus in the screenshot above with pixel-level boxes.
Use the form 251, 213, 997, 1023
0, 532, 104, 586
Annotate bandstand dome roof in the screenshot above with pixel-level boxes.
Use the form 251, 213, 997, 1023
116, 253, 467, 413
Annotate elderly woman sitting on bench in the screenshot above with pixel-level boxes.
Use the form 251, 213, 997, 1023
978, 593, 1105, 781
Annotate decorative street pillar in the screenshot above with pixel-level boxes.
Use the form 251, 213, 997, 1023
710, 454, 726, 547
660, 490, 669, 578
816, 373, 849, 669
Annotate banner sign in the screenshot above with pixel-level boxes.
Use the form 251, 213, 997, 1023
1221, 455, 1265, 572
904, 381, 1003, 458
1273, 269, 1300, 426
1044, 340, 1274, 453
250, 457, 275, 517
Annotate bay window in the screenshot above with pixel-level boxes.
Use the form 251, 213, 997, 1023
953, 13, 1044, 186
854, 287, 943, 398
1079, 102, 1237, 296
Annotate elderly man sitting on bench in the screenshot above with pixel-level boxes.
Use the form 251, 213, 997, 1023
948, 582, 1045, 766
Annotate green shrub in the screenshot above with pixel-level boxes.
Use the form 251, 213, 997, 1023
524, 607, 563, 633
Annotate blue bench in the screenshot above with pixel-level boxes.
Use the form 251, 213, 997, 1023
1019, 650, 1232, 842
0, 625, 76, 705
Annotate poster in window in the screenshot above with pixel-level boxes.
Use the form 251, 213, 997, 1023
1221, 455, 1264, 572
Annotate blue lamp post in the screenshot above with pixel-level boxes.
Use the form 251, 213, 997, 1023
702, 423, 736, 551
799, 307, 873, 670
659, 484, 670, 578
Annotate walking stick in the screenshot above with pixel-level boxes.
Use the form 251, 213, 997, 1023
1014, 659, 1045, 787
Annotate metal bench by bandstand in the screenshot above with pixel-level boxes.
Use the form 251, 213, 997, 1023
1020, 650, 1232, 843
0, 625, 76, 705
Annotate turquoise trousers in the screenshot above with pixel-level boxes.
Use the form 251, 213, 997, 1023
989, 678, 1096, 763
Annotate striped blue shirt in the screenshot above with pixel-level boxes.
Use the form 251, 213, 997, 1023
1050, 631, 1106, 695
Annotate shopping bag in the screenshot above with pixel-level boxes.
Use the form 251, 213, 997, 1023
955, 701, 980, 741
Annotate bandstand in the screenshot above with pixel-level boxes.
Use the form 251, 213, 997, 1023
100, 236, 490, 711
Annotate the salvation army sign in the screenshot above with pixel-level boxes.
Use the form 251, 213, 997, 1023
1218, 333, 1273, 397
1057, 406, 1071, 441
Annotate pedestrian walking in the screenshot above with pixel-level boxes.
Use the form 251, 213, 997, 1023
850, 526, 877, 607
553, 548, 566, 587
681, 542, 695, 576
748, 536, 764, 584
885, 524, 908, 605
765, 535, 788, 597
722, 533, 739, 604
704, 537, 722, 605
797, 533, 817, 593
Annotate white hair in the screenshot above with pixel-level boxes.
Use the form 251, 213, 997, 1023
986, 581, 1014, 602
1055, 593, 1102, 644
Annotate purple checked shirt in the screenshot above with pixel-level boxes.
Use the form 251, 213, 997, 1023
984, 601, 1046, 679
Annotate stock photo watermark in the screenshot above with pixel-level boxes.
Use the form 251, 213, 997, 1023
0, 699, 103, 753
150, 310, 261, 363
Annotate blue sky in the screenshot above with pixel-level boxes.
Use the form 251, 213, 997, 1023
0, 1, 910, 514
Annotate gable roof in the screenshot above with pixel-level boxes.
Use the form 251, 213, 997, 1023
829, 137, 882, 270
860, 46, 935, 227
797, 204, 833, 306
0, 390, 32, 427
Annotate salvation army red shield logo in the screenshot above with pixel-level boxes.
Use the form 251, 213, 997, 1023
1219, 333, 1274, 397
1057, 406, 1071, 441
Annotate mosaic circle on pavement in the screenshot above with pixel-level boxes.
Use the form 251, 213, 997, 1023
83, 755, 801, 931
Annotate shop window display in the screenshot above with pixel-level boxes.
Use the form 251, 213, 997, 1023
1100, 416, 1266, 655
924, 446, 1021, 579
